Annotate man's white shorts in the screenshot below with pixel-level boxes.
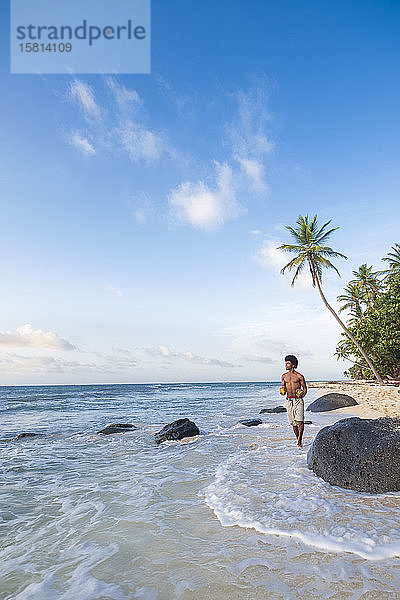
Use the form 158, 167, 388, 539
286, 397, 304, 425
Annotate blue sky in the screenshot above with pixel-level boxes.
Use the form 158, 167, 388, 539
1, 0, 399, 384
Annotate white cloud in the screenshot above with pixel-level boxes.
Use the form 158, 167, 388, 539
243, 354, 277, 364
0, 324, 76, 351
106, 78, 142, 110
133, 207, 146, 223
96, 351, 137, 371
218, 302, 349, 378
69, 80, 101, 120
66, 78, 170, 166
111, 347, 134, 356
117, 119, 166, 163
255, 238, 312, 289
0, 353, 93, 374
0, 350, 137, 375
169, 162, 240, 230
229, 82, 274, 156
128, 191, 154, 224
148, 345, 235, 367
255, 238, 287, 271
238, 158, 268, 193
221, 319, 312, 359
220, 312, 342, 380
219, 304, 351, 379
155, 76, 193, 117
106, 284, 124, 297
67, 131, 96, 156
227, 79, 274, 194
156, 345, 172, 357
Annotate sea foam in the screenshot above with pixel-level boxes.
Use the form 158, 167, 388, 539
205, 446, 400, 560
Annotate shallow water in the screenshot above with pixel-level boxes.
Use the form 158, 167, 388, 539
1, 383, 400, 600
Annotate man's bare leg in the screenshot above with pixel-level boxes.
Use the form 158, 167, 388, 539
297, 421, 304, 448
292, 425, 299, 442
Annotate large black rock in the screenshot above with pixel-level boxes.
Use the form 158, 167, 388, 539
307, 393, 358, 412
155, 418, 200, 444
259, 406, 286, 414
239, 419, 262, 427
307, 417, 400, 493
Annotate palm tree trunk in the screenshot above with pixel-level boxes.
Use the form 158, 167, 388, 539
311, 263, 384, 385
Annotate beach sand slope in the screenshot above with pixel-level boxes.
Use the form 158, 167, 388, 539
308, 381, 400, 418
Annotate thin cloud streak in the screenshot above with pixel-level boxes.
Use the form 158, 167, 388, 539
69, 80, 101, 120
67, 131, 96, 156
106, 284, 124, 297
147, 345, 235, 367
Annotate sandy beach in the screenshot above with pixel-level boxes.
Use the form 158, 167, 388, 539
308, 380, 400, 418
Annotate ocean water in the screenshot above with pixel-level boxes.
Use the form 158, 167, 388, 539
1, 382, 400, 600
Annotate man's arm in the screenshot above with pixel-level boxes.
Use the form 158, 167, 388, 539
300, 374, 307, 397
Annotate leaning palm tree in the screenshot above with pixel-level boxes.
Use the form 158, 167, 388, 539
278, 215, 384, 385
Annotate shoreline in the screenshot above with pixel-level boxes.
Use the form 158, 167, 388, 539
308, 380, 400, 418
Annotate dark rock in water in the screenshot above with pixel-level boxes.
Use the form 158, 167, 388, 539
107, 423, 136, 429
155, 418, 199, 444
304, 421, 313, 425
239, 419, 262, 427
14, 432, 41, 439
307, 393, 358, 412
307, 417, 400, 493
98, 423, 138, 435
259, 406, 286, 414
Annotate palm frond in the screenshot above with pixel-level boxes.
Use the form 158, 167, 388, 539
280, 255, 305, 275
318, 247, 347, 259
290, 262, 305, 287
277, 243, 304, 253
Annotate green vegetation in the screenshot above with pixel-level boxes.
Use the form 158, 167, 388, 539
278, 215, 384, 385
336, 246, 400, 381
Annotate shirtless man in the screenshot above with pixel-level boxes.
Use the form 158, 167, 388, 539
281, 354, 307, 448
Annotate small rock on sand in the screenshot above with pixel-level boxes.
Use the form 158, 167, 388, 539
307, 393, 358, 412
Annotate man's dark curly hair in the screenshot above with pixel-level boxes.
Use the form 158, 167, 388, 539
285, 354, 298, 368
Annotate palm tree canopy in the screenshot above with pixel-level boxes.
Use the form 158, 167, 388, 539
278, 215, 347, 287
349, 264, 383, 303
334, 343, 349, 361
383, 243, 400, 274
337, 282, 365, 315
